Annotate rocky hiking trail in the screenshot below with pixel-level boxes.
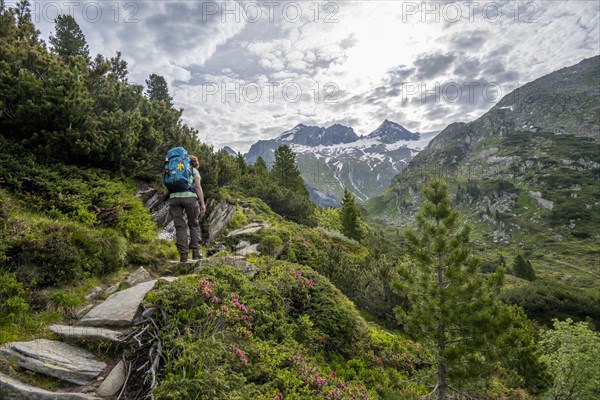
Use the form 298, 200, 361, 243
0, 266, 181, 400
0, 188, 271, 399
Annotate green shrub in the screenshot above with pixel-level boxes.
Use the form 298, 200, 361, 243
500, 280, 600, 329
0, 270, 29, 324
136, 262, 425, 399
5, 217, 127, 286
258, 234, 284, 257
127, 241, 176, 266
0, 155, 158, 243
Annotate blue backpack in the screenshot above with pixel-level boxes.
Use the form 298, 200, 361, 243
162, 147, 195, 193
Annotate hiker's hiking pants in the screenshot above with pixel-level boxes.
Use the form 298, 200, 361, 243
169, 197, 201, 255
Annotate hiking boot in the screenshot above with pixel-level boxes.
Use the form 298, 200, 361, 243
179, 253, 188, 263
191, 250, 202, 260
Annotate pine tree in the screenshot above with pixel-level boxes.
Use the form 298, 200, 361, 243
11, 0, 40, 42
253, 156, 268, 176
512, 254, 536, 281
109, 51, 128, 82
235, 152, 247, 175
340, 189, 362, 241
49, 14, 89, 61
145, 73, 172, 106
397, 179, 513, 398
271, 145, 305, 194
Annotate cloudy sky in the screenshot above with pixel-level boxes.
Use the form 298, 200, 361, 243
24, 0, 600, 152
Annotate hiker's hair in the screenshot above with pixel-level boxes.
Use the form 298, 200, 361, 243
189, 155, 199, 168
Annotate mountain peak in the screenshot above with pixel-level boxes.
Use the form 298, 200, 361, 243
222, 146, 237, 156
275, 123, 359, 146
367, 120, 420, 143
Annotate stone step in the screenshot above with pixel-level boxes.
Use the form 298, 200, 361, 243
79, 280, 157, 327
0, 339, 106, 385
48, 325, 126, 344
0, 371, 101, 400
96, 360, 126, 397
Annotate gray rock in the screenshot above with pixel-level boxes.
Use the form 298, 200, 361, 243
0, 371, 101, 400
206, 202, 236, 242
96, 360, 126, 397
85, 287, 103, 302
528, 190, 554, 210
136, 186, 176, 240
196, 256, 258, 277
235, 242, 261, 256
48, 325, 125, 344
79, 280, 157, 327
226, 223, 269, 238
125, 267, 152, 286
0, 339, 106, 385
104, 283, 120, 296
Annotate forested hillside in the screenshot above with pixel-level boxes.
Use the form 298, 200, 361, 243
1, 2, 599, 400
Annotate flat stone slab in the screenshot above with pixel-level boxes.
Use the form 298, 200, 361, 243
0, 339, 106, 385
0, 372, 101, 400
227, 223, 269, 237
48, 325, 125, 344
96, 360, 126, 397
80, 280, 157, 327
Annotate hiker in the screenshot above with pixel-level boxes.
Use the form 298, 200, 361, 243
163, 148, 206, 262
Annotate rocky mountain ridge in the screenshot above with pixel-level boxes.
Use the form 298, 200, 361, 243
244, 120, 438, 206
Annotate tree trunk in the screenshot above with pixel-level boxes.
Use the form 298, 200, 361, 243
437, 217, 447, 400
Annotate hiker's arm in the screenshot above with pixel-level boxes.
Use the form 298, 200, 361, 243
195, 177, 206, 216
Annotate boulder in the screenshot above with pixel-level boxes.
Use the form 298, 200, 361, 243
0, 372, 100, 400
96, 360, 126, 397
136, 186, 175, 240
79, 280, 157, 327
206, 202, 236, 242
0, 339, 106, 385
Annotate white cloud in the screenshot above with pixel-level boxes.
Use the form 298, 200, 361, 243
27, 0, 600, 152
